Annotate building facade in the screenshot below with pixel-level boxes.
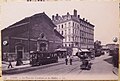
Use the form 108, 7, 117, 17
52, 9, 94, 49
106, 44, 119, 51
1, 12, 64, 62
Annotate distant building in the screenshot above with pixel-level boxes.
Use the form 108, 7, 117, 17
52, 9, 94, 49
101, 45, 109, 50
1, 12, 64, 62
106, 44, 119, 50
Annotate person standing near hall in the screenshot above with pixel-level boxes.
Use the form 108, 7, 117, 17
8, 55, 13, 68
70, 56, 72, 65
65, 55, 69, 65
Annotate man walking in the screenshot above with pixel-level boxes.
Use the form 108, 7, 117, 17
70, 56, 73, 65
65, 55, 69, 65
65, 58, 68, 65
8, 55, 13, 68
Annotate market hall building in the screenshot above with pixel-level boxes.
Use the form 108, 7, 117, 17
1, 12, 64, 62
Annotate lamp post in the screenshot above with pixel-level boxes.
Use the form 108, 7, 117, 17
113, 37, 118, 43
112, 37, 118, 74
3, 40, 8, 61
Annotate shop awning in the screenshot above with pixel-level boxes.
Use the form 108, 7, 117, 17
80, 49, 90, 52
55, 48, 67, 52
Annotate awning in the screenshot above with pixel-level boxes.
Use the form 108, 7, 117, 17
55, 48, 67, 52
80, 49, 90, 52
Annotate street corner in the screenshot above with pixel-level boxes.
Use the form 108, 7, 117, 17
112, 67, 118, 76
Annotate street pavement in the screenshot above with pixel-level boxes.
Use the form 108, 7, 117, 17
2, 56, 79, 74
2, 53, 118, 80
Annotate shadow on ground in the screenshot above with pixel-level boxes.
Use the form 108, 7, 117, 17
104, 57, 113, 65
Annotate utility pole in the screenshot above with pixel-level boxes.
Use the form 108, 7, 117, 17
28, 17, 31, 59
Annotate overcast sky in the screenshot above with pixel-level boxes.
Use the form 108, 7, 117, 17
0, 1, 119, 44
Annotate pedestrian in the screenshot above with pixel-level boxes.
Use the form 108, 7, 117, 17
65, 58, 68, 65
8, 56, 13, 68
70, 56, 72, 65
16, 58, 23, 66
8, 61, 13, 68
65, 55, 69, 65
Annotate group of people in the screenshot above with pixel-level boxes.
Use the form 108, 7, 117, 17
7, 55, 23, 68
65, 56, 73, 65
80, 53, 90, 65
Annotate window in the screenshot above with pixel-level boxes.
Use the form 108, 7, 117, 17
59, 25, 60, 29
82, 32, 84, 36
73, 22, 74, 27
69, 44, 71, 47
75, 23, 76, 28
65, 30, 67, 35
61, 31, 64, 35
69, 29, 70, 34
75, 29, 76, 34
65, 36, 67, 41
69, 36, 70, 41
68, 22, 71, 26
65, 23, 66, 27
73, 36, 74, 41
65, 44, 67, 47
77, 24, 79, 28
73, 29, 74, 34
62, 24, 63, 28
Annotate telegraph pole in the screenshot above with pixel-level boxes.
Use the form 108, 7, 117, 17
28, 17, 31, 59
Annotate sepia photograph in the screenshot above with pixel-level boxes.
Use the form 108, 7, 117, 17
0, 1, 119, 80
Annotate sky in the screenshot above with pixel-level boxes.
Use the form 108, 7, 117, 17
0, 1, 119, 44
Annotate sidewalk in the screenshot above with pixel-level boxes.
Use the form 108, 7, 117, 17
2, 56, 79, 74
112, 67, 118, 76
2, 60, 30, 70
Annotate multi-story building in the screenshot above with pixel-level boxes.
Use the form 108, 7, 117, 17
52, 9, 94, 49
1, 12, 64, 62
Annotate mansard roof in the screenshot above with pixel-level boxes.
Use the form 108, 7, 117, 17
52, 10, 95, 27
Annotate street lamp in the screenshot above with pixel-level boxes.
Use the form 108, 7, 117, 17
112, 37, 119, 73
113, 37, 118, 43
3, 40, 8, 46
3, 40, 9, 61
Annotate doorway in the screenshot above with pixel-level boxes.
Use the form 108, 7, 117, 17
40, 43, 47, 51
17, 50, 23, 59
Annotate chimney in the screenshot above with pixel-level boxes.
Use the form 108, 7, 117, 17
86, 19, 88, 22
52, 15, 55, 20
56, 14, 59, 20
56, 14, 58, 17
83, 18, 85, 21
67, 12, 69, 16
74, 9, 77, 17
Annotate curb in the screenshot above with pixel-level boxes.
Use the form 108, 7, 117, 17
2, 62, 64, 75
112, 67, 118, 76
2, 59, 79, 75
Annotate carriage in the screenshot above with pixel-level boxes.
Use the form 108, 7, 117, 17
77, 49, 92, 70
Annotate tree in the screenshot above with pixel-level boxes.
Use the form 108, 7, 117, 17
94, 40, 102, 56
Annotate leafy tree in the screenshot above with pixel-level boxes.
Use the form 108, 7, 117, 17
94, 40, 102, 56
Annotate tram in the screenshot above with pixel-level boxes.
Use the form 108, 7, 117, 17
30, 51, 58, 66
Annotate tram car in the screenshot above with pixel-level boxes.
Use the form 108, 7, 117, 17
30, 51, 58, 66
